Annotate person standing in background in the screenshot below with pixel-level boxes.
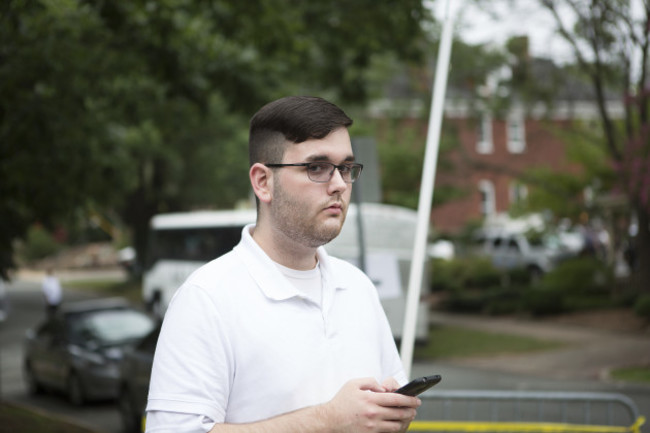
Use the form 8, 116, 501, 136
41, 267, 62, 316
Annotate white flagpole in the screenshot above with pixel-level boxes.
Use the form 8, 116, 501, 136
400, 0, 457, 378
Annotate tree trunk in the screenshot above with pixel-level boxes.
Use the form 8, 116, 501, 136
631, 203, 650, 293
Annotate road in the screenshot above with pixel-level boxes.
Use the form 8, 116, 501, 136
2, 274, 649, 432
1, 276, 123, 433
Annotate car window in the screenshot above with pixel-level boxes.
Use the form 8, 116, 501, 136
69, 309, 155, 346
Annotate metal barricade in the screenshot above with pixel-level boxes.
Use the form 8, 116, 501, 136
410, 390, 646, 433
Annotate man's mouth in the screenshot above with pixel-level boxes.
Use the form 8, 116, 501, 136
324, 202, 344, 214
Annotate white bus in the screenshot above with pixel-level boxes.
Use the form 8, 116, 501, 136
142, 204, 430, 342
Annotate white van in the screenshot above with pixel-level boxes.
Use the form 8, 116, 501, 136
142, 204, 430, 342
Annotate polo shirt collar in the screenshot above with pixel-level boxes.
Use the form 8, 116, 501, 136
235, 224, 349, 301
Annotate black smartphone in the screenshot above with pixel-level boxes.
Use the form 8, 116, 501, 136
394, 375, 442, 396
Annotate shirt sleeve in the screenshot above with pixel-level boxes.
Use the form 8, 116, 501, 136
146, 282, 234, 427
145, 410, 216, 433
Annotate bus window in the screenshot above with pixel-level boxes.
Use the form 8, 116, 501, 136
149, 226, 243, 264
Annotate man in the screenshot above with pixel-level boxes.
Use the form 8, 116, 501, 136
146, 96, 420, 432
41, 267, 62, 317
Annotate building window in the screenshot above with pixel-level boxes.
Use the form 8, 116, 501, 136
506, 112, 526, 153
476, 114, 493, 154
478, 180, 496, 217
508, 181, 528, 206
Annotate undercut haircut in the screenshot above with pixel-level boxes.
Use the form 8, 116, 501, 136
249, 96, 353, 166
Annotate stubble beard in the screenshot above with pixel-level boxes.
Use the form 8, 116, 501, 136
271, 183, 347, 248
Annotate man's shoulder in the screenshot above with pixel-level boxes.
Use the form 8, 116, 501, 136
186, 250, 244, 286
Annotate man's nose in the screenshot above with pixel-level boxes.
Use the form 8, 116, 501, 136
327, 167, 348, 193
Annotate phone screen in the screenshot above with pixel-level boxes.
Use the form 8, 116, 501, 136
394, 375, 441, 396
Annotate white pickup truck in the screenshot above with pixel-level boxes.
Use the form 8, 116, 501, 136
473, 230, 575, 281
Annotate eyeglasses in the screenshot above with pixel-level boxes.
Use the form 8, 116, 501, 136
265, 162, 364, 184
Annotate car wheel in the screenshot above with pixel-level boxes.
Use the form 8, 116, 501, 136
118, 384, 140, 433
23, 362, 43, 395
67, 372, 85, 406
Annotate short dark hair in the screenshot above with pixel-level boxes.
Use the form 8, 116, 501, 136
249, 96, 353, 166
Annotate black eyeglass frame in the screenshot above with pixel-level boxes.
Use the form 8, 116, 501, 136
264, 162, 364, 184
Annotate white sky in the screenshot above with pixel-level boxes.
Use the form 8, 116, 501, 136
431, 0, 577, 64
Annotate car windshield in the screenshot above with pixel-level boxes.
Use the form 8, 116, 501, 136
70, 309, 155, 346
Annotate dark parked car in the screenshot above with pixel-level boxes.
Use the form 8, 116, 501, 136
118, 325, 160, 433
23, 298, 156, 405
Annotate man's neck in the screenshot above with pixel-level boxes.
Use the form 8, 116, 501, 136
251, 224, 318, 271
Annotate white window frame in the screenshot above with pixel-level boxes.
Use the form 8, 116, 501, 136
508, 181, 528, 206
478, 179, 496, 217
506, 112, 526, 153
476, 113, 493, 154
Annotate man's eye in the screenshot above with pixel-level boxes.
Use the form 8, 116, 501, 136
308, 163, 330, 173
339, 165, 352, 174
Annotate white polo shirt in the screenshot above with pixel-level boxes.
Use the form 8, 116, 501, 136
146, 225, 406, 428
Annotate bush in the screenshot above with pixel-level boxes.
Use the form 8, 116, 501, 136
20, 225, 61, 262
442, 288, 488, 313
540, 257, 613, 295
430, 257, 501, 292
466, 258, 502, 288
483, 287, 526, 315
523, 287, 565, 316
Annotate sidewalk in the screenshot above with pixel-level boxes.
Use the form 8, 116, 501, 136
430, 310, 650, 383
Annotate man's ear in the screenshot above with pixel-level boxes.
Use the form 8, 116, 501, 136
249, 163, 273, 204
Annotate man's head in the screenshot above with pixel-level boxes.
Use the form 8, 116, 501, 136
248, 96, 358, 250
249, 96, 353, 167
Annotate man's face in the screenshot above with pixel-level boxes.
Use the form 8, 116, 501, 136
269, 128, 354, 248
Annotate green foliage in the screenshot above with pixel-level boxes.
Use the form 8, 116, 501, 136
610, 366, 650, 384
523, 286, 566, 316
0, 0, 433, 278
520, 167, 590, 219
430, 257, 502, 292
20, 226, 61, 263
376, 121, 426, 209
518, 257, 616, 316
540, 257, 614, 295
433, 255, 625, 317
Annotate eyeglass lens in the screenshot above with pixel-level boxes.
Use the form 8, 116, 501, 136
308, 163, 361, 183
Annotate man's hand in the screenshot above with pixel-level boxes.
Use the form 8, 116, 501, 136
319, 377, 420, 433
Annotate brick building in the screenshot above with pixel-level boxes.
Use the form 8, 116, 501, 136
369, 94, 623, 235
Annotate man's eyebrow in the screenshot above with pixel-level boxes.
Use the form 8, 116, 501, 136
305, 154, 356, 163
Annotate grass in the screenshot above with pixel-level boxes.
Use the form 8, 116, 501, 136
0, 403, 98, 433
64, 277, 143, 304
610, 366, 650, 384
414, 324, 565, 360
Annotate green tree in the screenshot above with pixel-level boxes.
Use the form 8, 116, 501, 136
359, 40, 507, 211
536, 0, 650, 292
0, 0, 433, 279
